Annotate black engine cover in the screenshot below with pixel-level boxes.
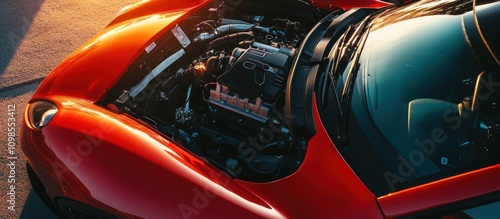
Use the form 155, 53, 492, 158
218, 48, 293, 101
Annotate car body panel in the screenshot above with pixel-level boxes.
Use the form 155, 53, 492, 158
108, 0, 211, 28
311, 0, 392, 10
22, 95, 286, 218
108, 0, 394, 30
236, 97, 383, 218
33, 3, 207, 103
378, 164, 500, 218
22, 93, 383, 218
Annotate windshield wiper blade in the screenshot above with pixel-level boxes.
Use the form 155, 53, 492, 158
320, 28, 347, 107
319, 14, 372, 145
337, 16, 373, 145
324, 15, 371, 104
331, 15, 371, 78
319, 56, 343, 114
328, 26, 352, 83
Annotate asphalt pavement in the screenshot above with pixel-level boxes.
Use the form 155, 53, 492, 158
0, 0, 137, 218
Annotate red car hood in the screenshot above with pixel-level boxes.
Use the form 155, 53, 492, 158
33, 0, 211, 102
33, 0, 391, 102
312, 0, 392, 10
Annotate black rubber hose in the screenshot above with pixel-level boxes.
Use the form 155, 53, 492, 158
208, 31, 254, 50
193, 24, 254, 42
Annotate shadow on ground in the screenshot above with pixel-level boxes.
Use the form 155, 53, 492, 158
0, 0, 44, 75
19, 189, 58, 219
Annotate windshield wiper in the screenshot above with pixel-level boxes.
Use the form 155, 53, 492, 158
337, 16, 373, 145
318, 32, 347, 144
320, 27, 349, 108
331, 15, 371, 78
319, 15, 372, 145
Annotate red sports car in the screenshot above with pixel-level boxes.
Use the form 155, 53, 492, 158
21, 0, 500, 218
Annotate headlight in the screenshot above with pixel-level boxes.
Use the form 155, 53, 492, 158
27, 101, 58, 130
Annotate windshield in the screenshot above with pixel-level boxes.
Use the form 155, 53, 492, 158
363, 15, 482, 176
322, 0, 500, 196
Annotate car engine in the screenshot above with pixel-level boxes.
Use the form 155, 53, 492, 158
107, 1, 322, 181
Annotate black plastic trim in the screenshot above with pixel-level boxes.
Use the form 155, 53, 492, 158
286, 8, 372, 136
26, 162, 61, 217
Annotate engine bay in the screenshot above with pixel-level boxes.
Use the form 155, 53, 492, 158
104, 1, 324, 181
101, 0, 500, 184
